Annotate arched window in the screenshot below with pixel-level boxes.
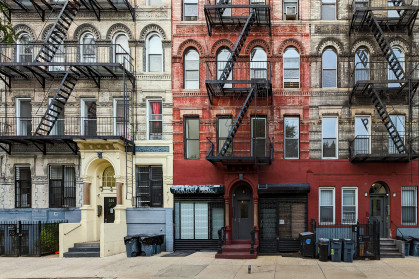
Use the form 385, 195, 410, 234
217, 47, 232, 88
283, 47, 300, 88
17, 34, 33, 63
355, 47, 369, 83
250, 47, 267, 79
146, 34, 163, 72
388, 46, 404, 88
114, 33, 130, 70
322, 48, 337, 88
80, 33, 96, 63
102, 166, 116, 188
184, 48, 199, 89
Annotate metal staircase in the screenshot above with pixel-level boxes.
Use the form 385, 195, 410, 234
34, 67, 80, 136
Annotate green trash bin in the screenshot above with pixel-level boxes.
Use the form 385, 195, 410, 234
330, 239, 342, 262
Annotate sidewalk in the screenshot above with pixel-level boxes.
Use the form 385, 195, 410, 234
1, 252, 419, 279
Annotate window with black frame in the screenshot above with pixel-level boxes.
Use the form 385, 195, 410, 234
136, 166, 163, 207
49, 165, 76, 208
15, 166, 31, 208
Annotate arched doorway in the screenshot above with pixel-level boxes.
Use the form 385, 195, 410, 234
369, 181, 389, 238
232, 183, 253, 240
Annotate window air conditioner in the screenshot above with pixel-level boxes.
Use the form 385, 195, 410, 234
285, 6, 297, 20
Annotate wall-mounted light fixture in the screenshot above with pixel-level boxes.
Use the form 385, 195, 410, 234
393, 192, 396, 197
364, 192, 368, 197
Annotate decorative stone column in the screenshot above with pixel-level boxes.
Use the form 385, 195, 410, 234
83, 182, 91, 205
225, 198, 232, 245
116, 182, 123, 205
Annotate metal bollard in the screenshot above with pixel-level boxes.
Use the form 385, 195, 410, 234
248, 265, 251, 274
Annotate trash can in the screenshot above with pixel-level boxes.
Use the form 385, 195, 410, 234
330, 239, 342, 262
124, 235, 139, 257
299, 232, 315, 258
403, 236, 412, 257
140, 236, 155, 257
411, 238, 419, 256
343, 239, 354, 263
318, 238, 330, 262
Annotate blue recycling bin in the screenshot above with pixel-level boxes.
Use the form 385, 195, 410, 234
343, 239, 354, 263
330, 239, 342, 262
141, 244, 154, 256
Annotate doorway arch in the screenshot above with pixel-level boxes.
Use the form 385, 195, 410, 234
369, 181, 389, 238
231, 182, 253, 240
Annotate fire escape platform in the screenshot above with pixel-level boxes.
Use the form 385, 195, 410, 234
204, 4, 271, 28
350, 80, 419, 101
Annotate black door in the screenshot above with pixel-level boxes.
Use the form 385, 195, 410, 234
232, 184, 253, 240
104, 197, 116, 223
370, 196, 385, 237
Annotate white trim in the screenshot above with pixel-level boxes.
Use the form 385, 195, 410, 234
321, 116, 338, 159
341, 187, 358, 225
319, 187, 335, 225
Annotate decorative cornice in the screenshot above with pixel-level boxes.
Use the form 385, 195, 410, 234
73, 23, 101, 41
106, 23, 133, 40
139, 24, 167, 40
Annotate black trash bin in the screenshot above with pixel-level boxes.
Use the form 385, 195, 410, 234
343, 239, 354, 263
124, 235, 139, 257
411, 238, 419, 256
330, 239, 342, 262
403, 236, 413, 257
318, 238, 330, 262
300, 232, 315, 258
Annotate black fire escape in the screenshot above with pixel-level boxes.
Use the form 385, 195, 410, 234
204, 1, 273, 165
348, 0, 419, 162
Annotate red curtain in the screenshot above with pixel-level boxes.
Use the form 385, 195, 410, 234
152, 102, 161, 127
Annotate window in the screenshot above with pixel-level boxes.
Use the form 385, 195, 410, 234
217, 116, 232, 155
388, 0, 401, 18
103, 166, 116, 188
114, 98, 129, 137
184, 49, 199, 89
319, 187, 335, 224
146, 34, 163, 72
49, 97, 64, 136
50, 44, 65, 71
402, 186, 417, 225
342, 187, 357, 224
175, 200, 224, 240
389, 115, 405, 154
114, 33, 130, 71
136, 166, 163, 207
147, 0, 162, 5
81, 99, 97, 136
80, 33, 96, 63
388, 47, 404, 88
322, 116, 338, 159
354, 115, 370, 155
283, 47, 300, 88
322, 48, 337, 88
147, 99, 162, 140
355, 48, 369, 83
49, 165, 76, 208
284, 0, 298, 20
321, 0, 336, 20
217, 47, 232, 88
17, 34, 33, 63
184, 117, 200, 159
251, 117, 266, 157
183, 0, 198, 21
250, 47, 267, 79
16, 98, 32, 136
15, 165, 31, 208
284, 116, 299, 159
221, 0, 231, 17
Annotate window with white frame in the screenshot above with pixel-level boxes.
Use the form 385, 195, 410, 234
147, 0, 162, 5
184, 117, 200, 159
49, 44, 65, 71
355, 48, 369, 83
388, 0, 401, 18
80, 33, 96, 63
319, 187, 335, 224
342, 187, 357, 224
81, 98, 97, 136
146, 34, 163, 72
49, 97, 64, 136
283, 47, 300, 88
217, 47, 232, 88
284, 116, 299, 159
322, 48, 337, 88
183, 0, 198, 21
354, 115, 370, 155
402, 186, 417, 225
322, 116, 338, 159
250, 47, 267, 79
217, 116, 232, 155
114, 33, 130, 71
114, 98, 129, 137
389, 115, 405, 154
283, 0, 298, 20
17, 34, 33, 63
16, 98, 32, 136
388, 47, 404, 88
321, 0, 336, 20
184, 48, 199, 89
147, 99, 162, 140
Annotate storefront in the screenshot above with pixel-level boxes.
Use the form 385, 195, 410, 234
171, 185, 225, 250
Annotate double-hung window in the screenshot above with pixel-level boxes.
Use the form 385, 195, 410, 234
284, 116, 299, 159
184, 49, 199, 89
402, 186, 417, 225
283, 47, 300, 88
15, 165, 31, 208
183, 0, 198, 21
321, 0, 336, 20
322, 116, 338, 159
184, 117, 200, 159
16, 98, 32, 136
217, 116, 232, 155
49, 165, 76, 208
342, 187, 357, 224
114, 98, 129, 137
322, 49, 337, 88
146, 34, 163, 72
319, 187, 335, 224
354, 115, 370, 155
136, 166, 163, 207
284, 0, 298, 20
147, 99, 163, 140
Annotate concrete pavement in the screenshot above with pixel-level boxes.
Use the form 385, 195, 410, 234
1, 252, 419, 279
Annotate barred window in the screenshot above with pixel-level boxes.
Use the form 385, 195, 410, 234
136, 166, 163, 207
402, 187, 417, 225
49, 165, 76, 208
15, 166, 31, 208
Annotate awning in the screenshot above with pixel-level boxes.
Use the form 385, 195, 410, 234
170, 185, 224, 195
258, 184, 310, 194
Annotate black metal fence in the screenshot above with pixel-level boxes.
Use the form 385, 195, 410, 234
310, 219, 380, 260
0, 221, 65, 257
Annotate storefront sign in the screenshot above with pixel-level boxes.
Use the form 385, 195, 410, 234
170, 185, 224, 195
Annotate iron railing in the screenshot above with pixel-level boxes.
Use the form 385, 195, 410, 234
0, 117, 132, 140
1, 0, 134, 12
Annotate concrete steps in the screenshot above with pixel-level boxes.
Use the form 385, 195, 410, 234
215, 240, 258, 259
64, 241, 100, 258
380, 238, 403, 258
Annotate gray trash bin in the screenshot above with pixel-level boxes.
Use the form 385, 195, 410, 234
330, 239, 342, 262
124, 235, 139, 257
343, 239, 354, 263
411, 238, 419, 256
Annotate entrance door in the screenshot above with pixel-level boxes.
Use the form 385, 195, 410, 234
104, 197, 117, 223
370, 196, 385, 237
232, 184, 253, 240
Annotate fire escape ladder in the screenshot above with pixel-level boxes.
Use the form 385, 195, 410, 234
34, 67, 80, 136
366, 85, 407, 154
218, 85, 256, 156
35, 0, 81, 63
365, 11, 405, 81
